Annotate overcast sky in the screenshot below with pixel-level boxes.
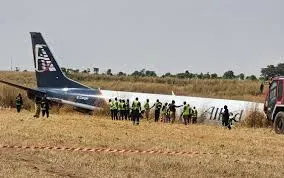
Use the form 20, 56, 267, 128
0, 0, 283, 76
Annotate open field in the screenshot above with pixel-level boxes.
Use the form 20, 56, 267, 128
0, 110, 283, 177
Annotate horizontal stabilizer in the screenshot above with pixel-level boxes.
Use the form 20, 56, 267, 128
0, 80, 45, 96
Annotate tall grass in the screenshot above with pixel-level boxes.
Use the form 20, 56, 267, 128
0, 85, 34, 110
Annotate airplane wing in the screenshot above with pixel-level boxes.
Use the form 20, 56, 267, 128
0, 80, 46, 96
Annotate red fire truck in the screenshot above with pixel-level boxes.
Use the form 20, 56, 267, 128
264, 76, 284, 134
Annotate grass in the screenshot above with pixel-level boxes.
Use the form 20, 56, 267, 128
0, 110, 283, 177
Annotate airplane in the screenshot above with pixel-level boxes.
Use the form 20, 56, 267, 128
0, 32, 264, 121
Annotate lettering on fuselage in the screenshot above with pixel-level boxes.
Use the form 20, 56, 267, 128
201, 106, 244, 122
76, 96, 89, 101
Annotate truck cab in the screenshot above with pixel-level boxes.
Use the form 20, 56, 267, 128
264, 76, 284, 133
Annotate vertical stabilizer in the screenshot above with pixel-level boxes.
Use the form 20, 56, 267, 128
30, 32, 88, 88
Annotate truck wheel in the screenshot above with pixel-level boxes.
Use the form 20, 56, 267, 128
274, 112, 284, 134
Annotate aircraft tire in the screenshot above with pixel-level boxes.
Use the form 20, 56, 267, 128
274, 112, 284, 134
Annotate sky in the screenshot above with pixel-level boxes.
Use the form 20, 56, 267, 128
0, 0, 283, 76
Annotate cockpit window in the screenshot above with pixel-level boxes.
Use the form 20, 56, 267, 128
268, 81, 277, 106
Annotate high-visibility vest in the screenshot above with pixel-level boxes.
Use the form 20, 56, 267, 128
114, 101, 119, 110
110, 101, 116, 110
132, 100, 139, 111
41, 100, 47, 110
122, 103, 126, 110
144, 102, 150, 110
155, 102, 162, 110
183, 105, 190, 116
16, 97, 22, 106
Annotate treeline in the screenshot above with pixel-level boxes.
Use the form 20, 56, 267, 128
61, 68, 259, 81
261, 63, 284, 80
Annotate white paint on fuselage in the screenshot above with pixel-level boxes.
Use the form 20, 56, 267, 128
100, 90, 264, 119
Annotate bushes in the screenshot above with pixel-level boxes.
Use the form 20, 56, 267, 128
240, 111, 271, 128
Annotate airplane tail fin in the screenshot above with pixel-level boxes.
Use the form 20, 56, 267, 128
30, 32, 88, 88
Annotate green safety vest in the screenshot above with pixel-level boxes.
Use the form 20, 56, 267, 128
183, 105, 190, 116
122, 103, 126, 110
132, 101, 140, 111
41, 101, 47, 110
114, 101, 119, 110
155, 102, 162, 110
144, 102, 150, 110
110, 101, 115, 110
118, 102, 123, 111
16, 97, 22, 106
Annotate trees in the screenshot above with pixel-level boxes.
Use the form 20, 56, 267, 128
106, 69, 112, 76
238, 73, 245, 80
223, 70, 235, 79
210, 73, 218, 79
261, 63, 284, 80
246, 75, 257, 81
118, 72, 126, 76
131, 69, 157, 77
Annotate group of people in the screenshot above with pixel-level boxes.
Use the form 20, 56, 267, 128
15, 93, 50, 118
15, 93, 232, 129
108, 97, 198, 125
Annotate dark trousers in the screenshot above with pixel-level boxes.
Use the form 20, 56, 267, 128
132, 110, 140, 125
114, 109, 118, 120
183, 115, 189, 125
124, 110, 129, 120
111, 110, 115, 120
154, 110, 160, 122
192, 116, 197, 124
121, 110, 125, 120
222, 118, 231, 129
16, 105, 21, 113
42, 110, 49, 118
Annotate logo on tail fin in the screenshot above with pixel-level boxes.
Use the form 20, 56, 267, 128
35, 44, 56, 72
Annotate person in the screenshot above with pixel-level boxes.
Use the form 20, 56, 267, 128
259, 82, 264, 94
169, 100, 183, 123
33, 96, 41, 118
125, 99, 130, 120
121, 99, 126, 120
164, 103, 170, 123
15, 93, 23, 113
151, 99, 162, 122
161, 103, 168, 122
118, 99, 123, 120
41, 95, 49, 118
114, 98, 119, 120
144, 99, 150, 120
132, 97, 141, 125
222, 105, 231, 130
182, 102, 190, 125
192, 106, 198, 124
109, 99, 115, 120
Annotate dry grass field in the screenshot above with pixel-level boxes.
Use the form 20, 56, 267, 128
0, 109, 283, 177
